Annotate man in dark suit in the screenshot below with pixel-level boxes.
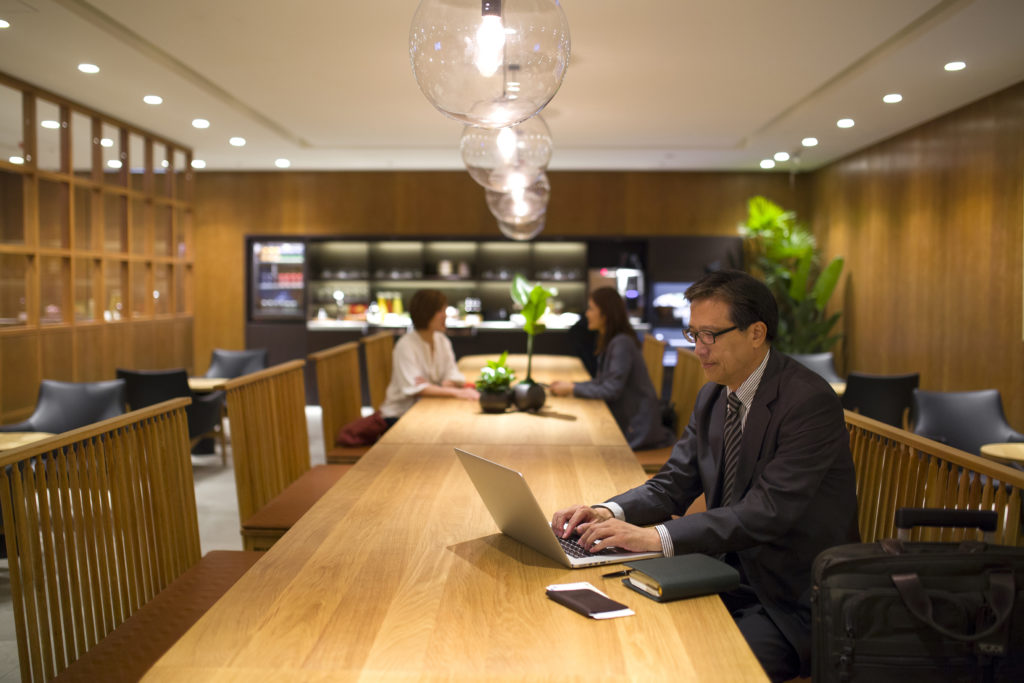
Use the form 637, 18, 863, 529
552, 270, 859, 682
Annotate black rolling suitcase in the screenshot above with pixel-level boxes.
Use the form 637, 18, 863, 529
811, 508, 1024, 682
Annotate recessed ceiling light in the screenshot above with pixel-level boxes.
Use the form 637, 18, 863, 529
274, 158, 291, 168
944, 61, 966, 72
100, 138, 114, 148
773, 152, 790, 162
107, 159, 122, 169
161, 159, 169, 168
192, 118, 210, 129
143, 95, 163, 105
40, 120, 60, 129
837, 118, 855, 129
759, 159, 775, 169
229, 137, 246, 147
191, 159, 207, 169
801, 137, 819, 147
8, 155, 24, 164
78, 63, 100, 74
882, 93, 903, 104
0, 19, 10, 29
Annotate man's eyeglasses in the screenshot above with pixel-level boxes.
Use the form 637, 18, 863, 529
682, 325, 738, 345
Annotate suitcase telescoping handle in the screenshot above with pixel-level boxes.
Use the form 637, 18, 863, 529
893, 507, 997, 542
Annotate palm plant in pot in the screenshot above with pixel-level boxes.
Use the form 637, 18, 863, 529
474, 351, 515, 413
510, 274, 553, 412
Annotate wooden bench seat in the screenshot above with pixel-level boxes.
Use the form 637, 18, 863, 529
241, 464, 351, 550
54, 550, 262, 682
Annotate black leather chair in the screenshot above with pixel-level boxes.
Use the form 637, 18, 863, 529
788, 352, 843, 384
841, 371, 919, 428
0, 379, 126, 434
204, 348, 268, 378
912, 389, 1024, 457
116, 368, 226, 462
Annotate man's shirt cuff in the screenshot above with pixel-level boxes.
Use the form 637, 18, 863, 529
593, 502, 624, 520
655, 524, 675, 556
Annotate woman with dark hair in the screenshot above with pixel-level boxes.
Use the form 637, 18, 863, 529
380, 289, 479, 421
550, 287, 675, 449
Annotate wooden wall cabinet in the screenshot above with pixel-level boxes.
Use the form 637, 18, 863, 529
0, 73, 195, 425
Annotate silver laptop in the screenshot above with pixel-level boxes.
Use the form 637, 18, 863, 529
454, 448, 662, 568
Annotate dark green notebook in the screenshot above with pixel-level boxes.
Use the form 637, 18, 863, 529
622, 554, 739, 602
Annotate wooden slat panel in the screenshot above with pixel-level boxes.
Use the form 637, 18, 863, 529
225, 360, 311, 523
0, 397, 200, 682
845, 409, 1024, 546
309, 341, 363, 462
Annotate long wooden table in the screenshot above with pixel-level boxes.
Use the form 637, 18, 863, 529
146, 355, 766, 681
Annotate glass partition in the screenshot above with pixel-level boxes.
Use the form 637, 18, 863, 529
71, 111, 94, 178
38, 179, 70, 248
101, 122, 124, 185
74, 258, 96, 322
131, 262, 149, 317
104, 193, 127, 252
0, 169, 24, 244
154, 263, 171, 315
154, 204, 172, 256
0, 253, 27, 327
0, 82, 23, 166
131, 198, 148, 254
35, 98, 64, 173
74, 185, 93, 251
104, 260, 127, 321
129, 131, 147, 192
39, 257, 68, 325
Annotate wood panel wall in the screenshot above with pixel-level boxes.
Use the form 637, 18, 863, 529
191, 81, 1023, 430
810, 80, 1024, 427
192, 170, 801, 371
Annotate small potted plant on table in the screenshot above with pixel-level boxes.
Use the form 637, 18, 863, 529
510, 274, 553, 412
475, 351, 515, 413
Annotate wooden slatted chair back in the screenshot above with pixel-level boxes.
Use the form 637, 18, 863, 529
309, 342, 364, 461
641, 335, 666, 399
670, 349, 706, 436
845, 410, 1023, 545
0, 398, 198, 683
224, 359, 310, 523
361, 331, 396, 411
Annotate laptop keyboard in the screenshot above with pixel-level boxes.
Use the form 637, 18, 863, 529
558, 535, 618, 558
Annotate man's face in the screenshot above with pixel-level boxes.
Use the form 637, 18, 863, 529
689, 297, 767, 390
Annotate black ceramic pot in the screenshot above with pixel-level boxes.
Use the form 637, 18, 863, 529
512, 381, 546, 412
478, 390, 511, 414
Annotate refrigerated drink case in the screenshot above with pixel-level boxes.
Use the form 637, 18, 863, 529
250, 241, 306, 320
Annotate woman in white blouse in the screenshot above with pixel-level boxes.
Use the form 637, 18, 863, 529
380, 289, 479, 422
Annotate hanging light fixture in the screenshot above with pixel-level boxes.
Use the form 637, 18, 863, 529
409, 0, 571, 128
485, 171, 550, 237
497, 215, 546, 241
460, 115, 552, 192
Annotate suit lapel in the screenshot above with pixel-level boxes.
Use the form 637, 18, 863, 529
707, 386, 728, 506
736, 350, 783, 497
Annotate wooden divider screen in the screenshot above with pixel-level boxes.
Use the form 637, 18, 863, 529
224, 360, 310, 522
0, 397, 198, 683
360, 331, 396, 412
641, 334, 666, 399
845, 410, 1023, 546
309, 341, 364, 464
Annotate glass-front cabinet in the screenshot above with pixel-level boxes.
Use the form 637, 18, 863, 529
299, 238, 588, 330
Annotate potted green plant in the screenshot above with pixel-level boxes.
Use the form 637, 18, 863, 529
739, 196, 844, 353
475, 350, 516, 413
509, 274, 553, 411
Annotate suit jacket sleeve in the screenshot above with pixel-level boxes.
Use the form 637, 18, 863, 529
608, 360, 851, 556
572, 334, 633, 401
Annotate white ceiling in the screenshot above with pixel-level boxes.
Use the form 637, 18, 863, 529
1, 0, 1023, 172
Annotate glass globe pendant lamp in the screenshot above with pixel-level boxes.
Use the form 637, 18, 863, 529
497, 215, 546, 241
460, 115, 552, 192
485, 172, 550, 240
409, 0, 571, 128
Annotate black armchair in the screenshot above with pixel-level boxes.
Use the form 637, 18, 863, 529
841, 371, 919, 428
911, 389, 1024, 456
0, 379, 126, 434
205, 348, 268, 378
788, 352, 843, 384
116, 368, 226, 463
